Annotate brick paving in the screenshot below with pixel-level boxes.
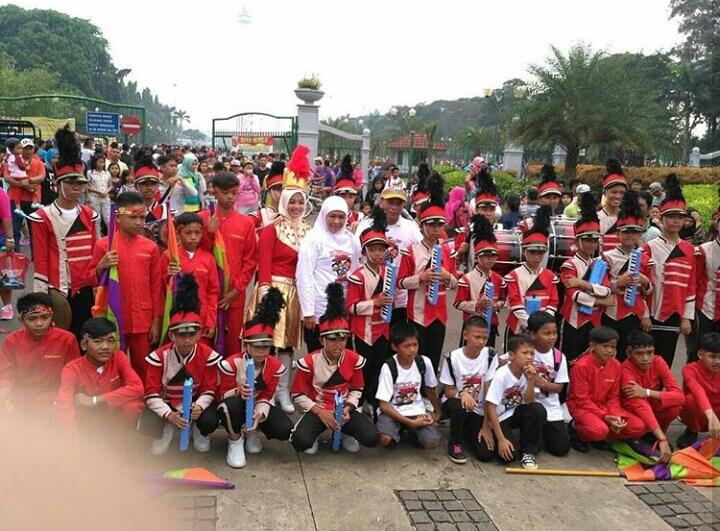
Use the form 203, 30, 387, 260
166, 495, 218, 531
397, 489, 498, 531
626, 483, 719, 530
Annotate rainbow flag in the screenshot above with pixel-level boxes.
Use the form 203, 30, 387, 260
209, 204, 229, 356
92, 207, 125, 351
612, 437, 720, 487
161, 213, 179, 340
157, 467, 235, 489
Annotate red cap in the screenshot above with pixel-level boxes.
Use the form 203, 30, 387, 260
243, 322, 274, 345
617, 216, 644, 231
168, 311, 202, 333
418, 205, 447, 224
537, 180, 562, 197
473, 238, 498, 255
602, 173, 627, 191
360, 229, 389, 249
474, 192, 498, 207
264, 173, 283, 190
521, 231, 549, 250
134, 165, 160, 184
574, 220, 601, 239
660, 199, 686, 216
334, 178, 358, 195
319, 317, 350, 338
56, 162, 88, 183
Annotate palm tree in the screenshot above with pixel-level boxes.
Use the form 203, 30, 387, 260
424, 121, 439, 166
172, 109, 191, 131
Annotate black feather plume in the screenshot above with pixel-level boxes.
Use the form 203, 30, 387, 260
415, 162, 431, 193
426, 172, 445, 207
170, 273, 201, 316
133, 149, 156, 173
618, 189, 642, 221
55, 125, 81, 168
663, 173, 684, 202
471, 214, 496, 243
267, 161, 285, 177
340, 154, 353, 178
526, 205, 551, 237
251, 287, 285, 328
370, 206, 388, 233
476, 167, 497, 196
321, 282, 347, 322
577, 190, 599, 223
540, 164, 558, 184
605, 158, 624, 176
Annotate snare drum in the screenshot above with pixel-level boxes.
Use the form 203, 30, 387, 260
493, 230, 522, 276
547, 218, 576, 271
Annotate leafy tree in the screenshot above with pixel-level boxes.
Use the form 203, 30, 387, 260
424, 121, 438, 165
513, 44, 667, 176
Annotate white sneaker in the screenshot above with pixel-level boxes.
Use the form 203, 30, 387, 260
521, 453, 538, 469
304, 439, 319, 455
226, 437, 246, 468
245, 431, 263, 454
276, 391, 295, 414
150, 423, 175, 455
341, 434, 360, 453
275, 353, 296, 414
192, 423, 211, 452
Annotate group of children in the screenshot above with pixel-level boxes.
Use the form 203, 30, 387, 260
0, 131, 718, 472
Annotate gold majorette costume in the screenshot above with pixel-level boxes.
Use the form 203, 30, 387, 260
247, 145, 311, 350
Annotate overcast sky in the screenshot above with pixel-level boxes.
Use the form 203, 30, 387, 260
9, 0, 682, 133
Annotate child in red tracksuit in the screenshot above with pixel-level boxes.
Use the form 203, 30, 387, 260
678, 332, 720, 449
559, 192, 612, 361
347, 209, 392, 409
57, 318, 144, 435
454, 215, 506, 349
161, 212, 219, 343
199, 172, 257, 355
90, 192, 163, 378
567, 326, 645, 452
620, 330, 683, 462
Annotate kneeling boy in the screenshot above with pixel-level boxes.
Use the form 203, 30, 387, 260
439, 316, 494, 464
567, 326, 645, 452
375, 323, 442, 449
57, 318, 144, 434
621, 330, 683, 461
678, 332, 720, 449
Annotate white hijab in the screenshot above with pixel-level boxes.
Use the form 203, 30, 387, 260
278, 188, 306, 222
307, 196, 353, 249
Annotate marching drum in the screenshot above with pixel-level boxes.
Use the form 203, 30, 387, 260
492, 219, 576, 275
493, 230, 523, 276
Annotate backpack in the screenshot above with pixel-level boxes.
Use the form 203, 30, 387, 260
444, 347, 495, 386
385, 355, 427, 394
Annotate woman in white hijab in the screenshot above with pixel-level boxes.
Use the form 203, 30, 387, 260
296, 195, 361, 351
250, 187, 310, 414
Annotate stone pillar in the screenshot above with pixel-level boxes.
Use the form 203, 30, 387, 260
689, 146, 701, 167
361, 128, 371, 186
552, 145, 567, 167
296, 104, 320, 160
503, 142, 524, 174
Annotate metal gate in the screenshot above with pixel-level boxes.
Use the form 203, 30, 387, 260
211, 112, 297, 154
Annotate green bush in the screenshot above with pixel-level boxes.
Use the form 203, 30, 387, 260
444, 170, 538, 198
684, 184, 718, 227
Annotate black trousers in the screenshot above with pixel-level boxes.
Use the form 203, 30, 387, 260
458, 321, 498, 350
688, 312, 720, 363
390, 306, 408, 327
217, 396, 292, 440
304, 325, 322, 353
542, 420, 571, 457
601, 314, 641, 362
476, 402, 547, 462
560, 321, 593, 363
136, 404, 220, 438
290, 409, 380, 451
69, 286, 94, 342
413, 319, 445, 374
650, 315, 681, 367
442, 398, 486, 458
354, 336, 391, 407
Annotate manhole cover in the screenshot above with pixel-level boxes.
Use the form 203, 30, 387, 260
626, 483, 718, 529
166, 495, 218, 531
396, 489, 498, 531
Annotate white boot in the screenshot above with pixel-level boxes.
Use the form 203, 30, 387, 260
151, 423, 175, 455
275, 353, 295, 414
245, 430, 263, 454
304, 438, 319, 455
226, 437, 246, 468
341, 434, 360, 453
192, 423, 211, 452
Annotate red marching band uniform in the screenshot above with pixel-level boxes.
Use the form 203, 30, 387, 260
597, 164, 627, 253
695, 235, 720, 342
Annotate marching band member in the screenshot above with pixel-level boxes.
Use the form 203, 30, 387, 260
694, 206, 720, 361
334, 154, 363, 229
250, 161, 285, 230
598, 159, 628, 253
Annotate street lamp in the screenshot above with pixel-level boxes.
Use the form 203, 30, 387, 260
389, 107, 417, 176
483, 88, 501, 164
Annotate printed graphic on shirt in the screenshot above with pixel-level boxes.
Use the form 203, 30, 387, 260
461, 374, 484, 402
394, 381, 419, 406
534, 361, 556, 383
331, 251, 352, 280
387, 237, 401, 261
501, 385, 523, 410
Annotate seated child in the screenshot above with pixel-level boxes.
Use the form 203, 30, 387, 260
290, 283, 380, 454
375, 323, 442, 449
678, 332, 720, 449
479, 334, 547, 469
0, 293, 80, 413
138, 275, 221, 455
439, 316, 494, 464
217, 288, 293, 468
621, 330, 683, 461
526, 311, 571, 457
57, 318, 144, 435
567, 326, 645, 452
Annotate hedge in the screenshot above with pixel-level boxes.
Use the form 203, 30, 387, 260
684, 185, 718, 228
527, 164, 720, 186
443, 168, 539, 197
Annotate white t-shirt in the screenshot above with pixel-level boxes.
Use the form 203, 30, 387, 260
485, 364, 529, 422
439, 347, 491, 416
376, 354, 438, 417
532, 348, 569, 422
485, 351, 509, 382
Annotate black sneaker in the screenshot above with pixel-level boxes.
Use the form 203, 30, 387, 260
448, 442, 467, 464
676, 428, 698, 450
568, 422, 589, 453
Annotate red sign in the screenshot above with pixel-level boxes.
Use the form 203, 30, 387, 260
120, 116, 142, 136
233, 134, 273, 147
